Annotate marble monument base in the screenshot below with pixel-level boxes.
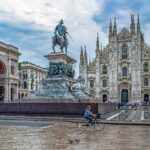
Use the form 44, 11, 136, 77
27, 52, 80, 100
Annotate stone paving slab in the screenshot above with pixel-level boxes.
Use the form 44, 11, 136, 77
0, 122, 149, 150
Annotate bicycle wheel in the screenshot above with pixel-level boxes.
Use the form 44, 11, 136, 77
94, 120, 105, 131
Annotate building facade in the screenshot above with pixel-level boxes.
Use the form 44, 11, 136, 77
79, 14, 150, 103
0, 42, 21, 102
18, 61, 47, 99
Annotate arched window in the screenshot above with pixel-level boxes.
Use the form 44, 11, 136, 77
23, 74, 26, 80
143, 63, 149, 72
0, 61, 5, 74
90, 80, 94, 88
103, 80, 107, 87
102, 65, 107, 74
11, 65, 14, 75
21, 93, 24, 98
24, 82, 27, 89
122, 44, 128, 59
144, 77, 149, 86
122, 67, 127, 76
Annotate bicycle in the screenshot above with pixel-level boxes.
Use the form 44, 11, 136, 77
78, 114, 105, 133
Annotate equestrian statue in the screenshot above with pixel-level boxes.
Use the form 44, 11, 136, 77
52, 19, 72, 54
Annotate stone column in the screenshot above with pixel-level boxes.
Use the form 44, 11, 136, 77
4, 82, 8, 102
8, 83, 11, 102
16, 83, 18, 101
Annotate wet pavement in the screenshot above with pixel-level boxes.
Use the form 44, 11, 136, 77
0, 121, 150, 150
0, 120, 53, 127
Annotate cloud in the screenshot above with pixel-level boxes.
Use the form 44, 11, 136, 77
93, 0, 150, 41
0, 0, 150, 77
0, 0, 106, 77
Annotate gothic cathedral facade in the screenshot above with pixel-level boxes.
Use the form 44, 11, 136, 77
79, 14, 150, 103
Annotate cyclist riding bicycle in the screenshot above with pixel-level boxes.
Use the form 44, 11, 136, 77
84, 105, 96, 123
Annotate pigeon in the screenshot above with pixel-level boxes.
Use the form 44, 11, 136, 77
68, 139, 74, 144
74, 138, 80, 142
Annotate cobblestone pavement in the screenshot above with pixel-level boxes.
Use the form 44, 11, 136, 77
0, 121, 150, 150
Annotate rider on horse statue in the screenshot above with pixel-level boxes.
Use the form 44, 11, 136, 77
52, 19, 68, 53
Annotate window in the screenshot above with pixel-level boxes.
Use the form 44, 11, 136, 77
25, 74, 28, 79
0, 62, 5, 74
143, 63, 149, 72
144, 77, 149, 86
90, 80, 94, 88
102, 65, 107, 74
122, 67, 127, 76
23, 74, 26, 80
24, 82, 27, 89
103, 95, 107, 102
103, 80, 107, 87
122, 44, 128, 59
11, 65, 14, 75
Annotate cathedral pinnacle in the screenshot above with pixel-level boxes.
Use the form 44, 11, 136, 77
130, 14, 135, 35
113, 17, 117, 36
96, 32, 99, 50
101, 42, 103, 52
137, 14, 141, 33
109, 19, 112, 37
84, 45, 88, 65
80, 46, 84, 65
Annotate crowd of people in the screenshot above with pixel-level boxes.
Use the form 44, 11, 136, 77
117, 101, 144, 110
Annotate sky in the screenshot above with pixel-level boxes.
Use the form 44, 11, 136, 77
0, 0, 150, 77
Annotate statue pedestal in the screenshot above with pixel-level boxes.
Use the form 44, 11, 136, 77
28, 52, 77, 100
45, 53, 76, 89
26, 52, 91, 101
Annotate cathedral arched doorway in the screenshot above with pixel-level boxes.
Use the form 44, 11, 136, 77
103, 94, 107, 102
121, 89, 128, 104
144, 94, 149, 103
0, 86, 4, 101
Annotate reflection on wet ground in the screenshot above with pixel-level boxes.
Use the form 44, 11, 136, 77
0, 121, 150, 150
0, 120, 53, 127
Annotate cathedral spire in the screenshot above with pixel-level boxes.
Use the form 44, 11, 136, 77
80, 46, 84, 65
96, 32, 99, 50
109, 19, 112, 38
130, 14, 135, 35
113, 17, 117, 36
84, 45, 88, 65
137, 14, 141, 33
101, 42, 103, 52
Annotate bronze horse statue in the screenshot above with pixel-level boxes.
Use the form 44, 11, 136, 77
52, 34, 68, 54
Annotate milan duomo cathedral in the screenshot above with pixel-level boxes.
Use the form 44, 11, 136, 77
79, 14, 150, 103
